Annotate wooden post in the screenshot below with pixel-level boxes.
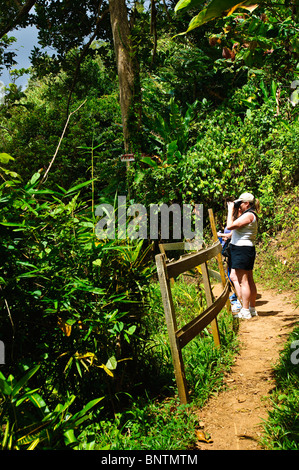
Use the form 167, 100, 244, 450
201, 262, 220, 347
155, 253, 189, 404
208, 209, 231, 312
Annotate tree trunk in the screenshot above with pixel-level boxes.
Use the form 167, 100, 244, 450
109, 0, 137, 153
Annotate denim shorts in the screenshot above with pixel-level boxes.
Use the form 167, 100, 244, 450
230, 244, 256, 271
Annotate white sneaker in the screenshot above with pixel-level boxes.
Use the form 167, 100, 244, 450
249, 307, 258, 317
234, 308, 251, 319
231, 301, 242, 312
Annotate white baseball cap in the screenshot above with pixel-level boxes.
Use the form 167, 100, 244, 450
234, 192, 255, 203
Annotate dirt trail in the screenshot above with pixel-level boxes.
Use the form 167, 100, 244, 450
195, 285, 299, 450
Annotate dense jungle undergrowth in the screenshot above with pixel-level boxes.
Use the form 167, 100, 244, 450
0, 0, 298, 450
0, 179, 298, 450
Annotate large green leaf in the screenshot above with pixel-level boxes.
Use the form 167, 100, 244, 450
174, 0, 205, 13
140, 156, 158, 168
175, 0, 260, 32
70, 397, 104, 425
11, 365, 40, 398
176, 0, 258, 13
65, 179, 95, 196
0, 377, 12, 396
0, 153, 14, 164
28, 392, 50, 414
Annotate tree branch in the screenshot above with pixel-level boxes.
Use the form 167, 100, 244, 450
40, 99, 87, 185
0, 0, 37, 39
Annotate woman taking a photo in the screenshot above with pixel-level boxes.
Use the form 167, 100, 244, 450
226, 192, 260, 319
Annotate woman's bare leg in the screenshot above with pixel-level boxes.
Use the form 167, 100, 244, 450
247, 270, 257, 308
229, 269, 242, 301
234, 269, 252, 309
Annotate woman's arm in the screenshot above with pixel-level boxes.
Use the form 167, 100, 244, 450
217, 231, 232, 240
226, 202, 254, 230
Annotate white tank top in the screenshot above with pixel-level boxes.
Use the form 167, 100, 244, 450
231, 213, 258, 247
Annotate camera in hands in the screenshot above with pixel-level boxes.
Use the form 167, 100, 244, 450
234, 200, 242, 209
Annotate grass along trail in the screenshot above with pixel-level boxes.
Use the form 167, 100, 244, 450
194, 284, 299, 450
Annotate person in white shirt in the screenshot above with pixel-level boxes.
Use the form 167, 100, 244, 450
226, 192, 260, 319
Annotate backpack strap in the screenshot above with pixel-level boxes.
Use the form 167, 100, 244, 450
243, 208, 258, 220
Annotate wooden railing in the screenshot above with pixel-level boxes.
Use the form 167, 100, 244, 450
155, 237, 230, 404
